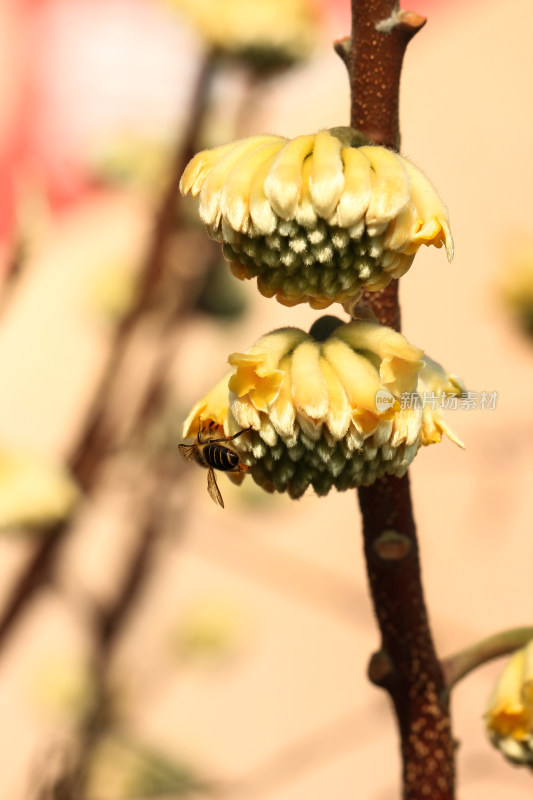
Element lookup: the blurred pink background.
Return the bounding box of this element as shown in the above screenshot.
[0,0,532,798]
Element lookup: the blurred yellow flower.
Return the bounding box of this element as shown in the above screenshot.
[499,238,533,338]
[180,128,453,309]
[0,449,79,529]
[173,596,248,663]
[165,0,319,69]
[182,317,463,499]
[485,640,533,767]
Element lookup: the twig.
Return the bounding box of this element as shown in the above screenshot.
[33,464,180,800]
[442,627,533,690]
[0,55,216,656]
[71,54,216,490]
[339,2,456,798]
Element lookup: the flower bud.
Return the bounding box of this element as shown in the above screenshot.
[485,640,533,767]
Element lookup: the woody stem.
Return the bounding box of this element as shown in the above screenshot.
[338,1,456,798]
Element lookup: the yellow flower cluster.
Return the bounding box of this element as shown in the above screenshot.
[0,449,79,529]
[166,0,319,69]
[182,318,463,499]
[485,640,533,766]
[180,128,453,309]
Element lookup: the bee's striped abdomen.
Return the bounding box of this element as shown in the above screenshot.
[203,443,240,471]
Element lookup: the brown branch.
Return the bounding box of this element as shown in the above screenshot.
[339,2,455,798]
[358,477,454,799]
[339,4,425,150]
[71,53,216,490]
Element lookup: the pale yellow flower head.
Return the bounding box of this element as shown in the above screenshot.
[166,0,319,69]
[485,640,533,767]
[180,128,453,309]
[182,317,463,499]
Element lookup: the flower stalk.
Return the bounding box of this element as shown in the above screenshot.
[342,1,456,797]
[442,627,533,690]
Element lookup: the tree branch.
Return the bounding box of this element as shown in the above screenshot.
[339,1,455,797]
[0,55,215,655]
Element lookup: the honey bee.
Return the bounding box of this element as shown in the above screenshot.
[178,422,251,509]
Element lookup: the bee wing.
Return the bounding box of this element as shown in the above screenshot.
[178,444,196,463]
[207,468,224,509]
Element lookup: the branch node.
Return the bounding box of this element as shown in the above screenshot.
[376,9,427,37]
[373,529,412,561]
[334,36,351,66]
[368,649,395,686]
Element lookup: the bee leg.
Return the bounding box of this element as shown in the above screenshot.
[197,417,211,444]
[225,426,253,442]
[227,463,249,473]
[204,426,253,445]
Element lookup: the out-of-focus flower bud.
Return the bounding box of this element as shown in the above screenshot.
[166,0,320,70]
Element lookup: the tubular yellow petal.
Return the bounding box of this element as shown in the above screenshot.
[264,134,315,219]
[334,321,424,364]
[228,353,284,412]
[308,131,345,219]
[419,356,466,396]
[383,201,417,253]
[251,373,284,411]
[336,146,372,228]
[199,136,283,227]
[230,395,262,431]
[359,146,411,233]
[319,357,351,440]
[290,340,329,422]
[221,141,285,233]
[419,409,465,449]
[295,155,317,228]
[179,140,241,197]
[401,159,454,260]
[351,408,381,435]
[323,338,383,414]
[379,355,422,396]
[182,373,231,439]
[333,322,423,396]
[227,355,264,396]
[269,356,296,438]
[249,159,280,234]
[243,327,309,370]
[390,406,423,447]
